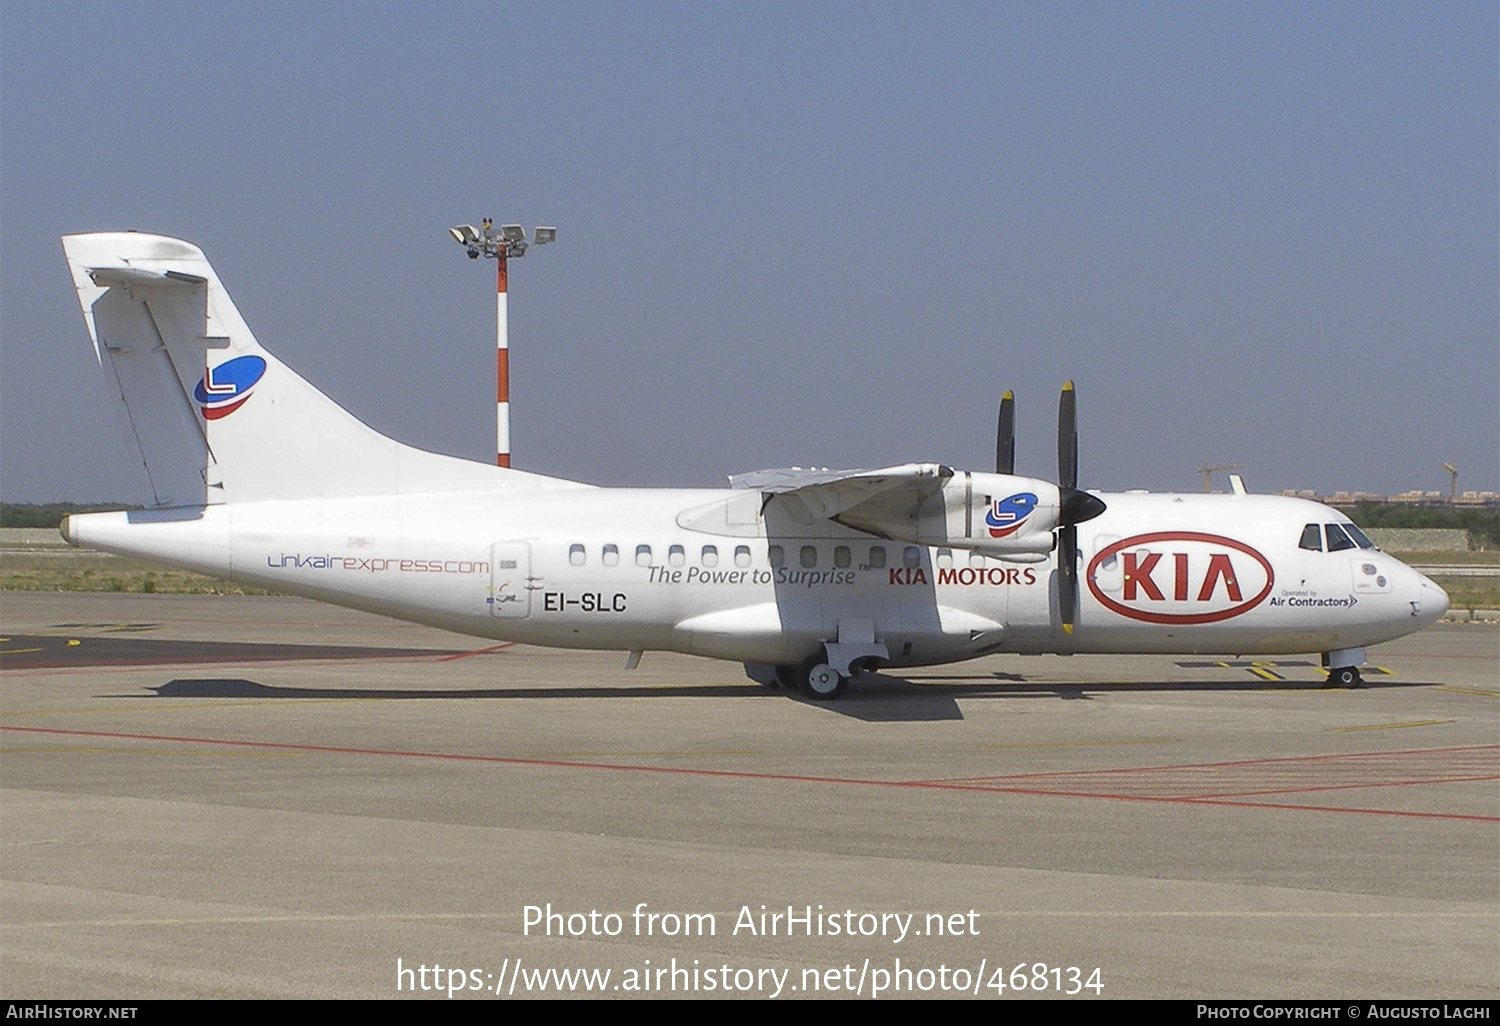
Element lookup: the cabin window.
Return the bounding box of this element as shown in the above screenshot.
[668,544,685,567]
[969,551,986,568]
[734,545,751,568]
[1298,524,1322,551]
[702,545,719,567]
[768,545,785,568]
[602,544,619,567]
[800,545,817,568]
[867,546,887,569]
[903,546,921,569]
[636,544,653,566]
[833,545,851,568]
[1324,524,1356,552]
[936,548,953,569]
[568,544,586,567]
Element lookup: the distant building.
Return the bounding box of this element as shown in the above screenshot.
[1280,489,1500,508]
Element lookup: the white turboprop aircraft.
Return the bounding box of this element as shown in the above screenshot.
[59,232,1448,698]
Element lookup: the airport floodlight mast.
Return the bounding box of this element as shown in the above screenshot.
[447,219,556,467]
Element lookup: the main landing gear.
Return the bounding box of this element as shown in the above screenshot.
[749,630,887,700]
[796,656,848,700]
[748,657,850,699]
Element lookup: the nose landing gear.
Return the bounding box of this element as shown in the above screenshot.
[1325,665,1364,689]
[1322,647,1366,689]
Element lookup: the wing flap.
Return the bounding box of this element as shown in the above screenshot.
[728,463,953,523]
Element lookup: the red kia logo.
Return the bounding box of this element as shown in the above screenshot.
[1086,532,1274,625]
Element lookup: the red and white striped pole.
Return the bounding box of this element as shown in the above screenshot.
[495,254,510,468]
[450,221,552,469]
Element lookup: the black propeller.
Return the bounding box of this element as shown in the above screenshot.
[996,382,1105,635]
[1054,380,1105,633]
[995,390,1015,475]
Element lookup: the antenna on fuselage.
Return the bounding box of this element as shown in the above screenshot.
[1198,463,1246,493]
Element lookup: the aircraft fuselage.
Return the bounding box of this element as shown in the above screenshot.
[64,489,1447,670]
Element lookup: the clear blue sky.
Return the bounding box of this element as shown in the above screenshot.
[2,2,1495,502]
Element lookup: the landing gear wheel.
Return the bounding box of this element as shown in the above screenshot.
[1327,666,1363,689]
[773,664,799,690]
[798,657,848,700]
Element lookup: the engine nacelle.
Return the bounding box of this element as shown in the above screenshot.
[837,471,1062,560]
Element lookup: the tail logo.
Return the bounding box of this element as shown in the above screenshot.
[194,356,267,420]
[985,492,1038,538]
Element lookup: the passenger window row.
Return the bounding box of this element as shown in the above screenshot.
[566,542,962,570]
[568,543,753,568]
[766,544,918,569]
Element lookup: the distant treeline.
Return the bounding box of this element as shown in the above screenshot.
[1337,502,1500,550]
[0,502,142,528]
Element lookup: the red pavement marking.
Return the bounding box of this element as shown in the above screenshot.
[4,726,1494,823]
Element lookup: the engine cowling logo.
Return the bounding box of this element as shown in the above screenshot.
[985,491,1038,538]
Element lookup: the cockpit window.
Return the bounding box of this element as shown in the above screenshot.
[1298,524,1322,551]
[1343,523,1378,550]
[1324,523,1357,552]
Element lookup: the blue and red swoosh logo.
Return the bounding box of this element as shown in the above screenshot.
[985,492,1038,538]
[193,356,266,420]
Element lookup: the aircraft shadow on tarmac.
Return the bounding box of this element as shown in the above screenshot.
[122,670,1439,725]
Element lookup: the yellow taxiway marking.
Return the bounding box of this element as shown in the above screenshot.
[1435,686,1499,697]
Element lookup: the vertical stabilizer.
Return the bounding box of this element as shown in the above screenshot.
[63,233,581,504]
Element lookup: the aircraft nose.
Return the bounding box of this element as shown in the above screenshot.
[1411,572,1449,625]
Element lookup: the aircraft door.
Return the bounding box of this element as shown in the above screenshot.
[490,541,535,618]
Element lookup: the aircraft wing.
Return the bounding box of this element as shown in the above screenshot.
[727,462,953,524]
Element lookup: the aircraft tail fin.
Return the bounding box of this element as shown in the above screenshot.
[63,232,578,505]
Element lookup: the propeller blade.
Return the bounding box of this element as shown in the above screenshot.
[1057,380,1078,491]
[1059,524,1078,634]
[995,390,1015,475]
[1054,380,1098,634]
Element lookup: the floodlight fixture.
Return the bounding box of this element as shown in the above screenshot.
[500,224,526,243]
[534,226,557,245]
